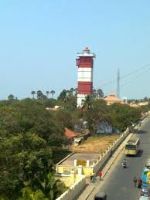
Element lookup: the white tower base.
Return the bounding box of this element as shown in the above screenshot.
[77,94,87,107]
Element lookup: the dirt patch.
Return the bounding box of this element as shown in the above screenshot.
[70,135,119,153]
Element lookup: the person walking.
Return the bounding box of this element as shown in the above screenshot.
[137,177,142,188]
[133,176,137,187]
[98,171,103,180]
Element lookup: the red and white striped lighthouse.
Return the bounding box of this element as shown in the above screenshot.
[76,47,95,107]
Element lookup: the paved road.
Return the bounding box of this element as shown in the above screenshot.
[87,117,150,200]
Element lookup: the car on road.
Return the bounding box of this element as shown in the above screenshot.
[145,159,150,169]
[139,196,150,200]
[139,188,150,200]
[94,191,107,200]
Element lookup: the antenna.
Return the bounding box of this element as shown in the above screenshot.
[117,68,120,97]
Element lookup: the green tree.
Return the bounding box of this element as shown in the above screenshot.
[19,187,48,200]
[83,99,110,133]
[46,91,50,99]
[97,88,104,98]
[0,132,53,199]
[109,103,141,131]
[31,91,36,99]
[0,100,68,199]
[19,173,67,200]
[57,89,67,101]
[8,94,15,101]
[36,90,43,100]
[82,95,93,111]
[50,90,55,98]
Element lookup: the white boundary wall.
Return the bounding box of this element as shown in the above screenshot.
[56,176,86,200]
[93,127,130,174]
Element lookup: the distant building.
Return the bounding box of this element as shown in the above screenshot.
[45,105,61,111]
[64,128,79,141]
[129,101,149,107]
[104,93,123,105]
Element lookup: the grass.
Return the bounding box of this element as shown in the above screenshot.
[71,134,119,153]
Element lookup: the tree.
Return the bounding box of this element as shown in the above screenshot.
[82,99,110,133]
[97,89,104,98]
[0,132,53,199]
[50,90,55,98]
[35,173,66,200]
[57,90,67,101]
[19,173,66,200]
[82,95,93,110]
[0,100,68,199]
[69,88,76,96]
[31,91,36,99]
[8,94,15,101]
[36,91,47,102]
[109,103,141,131]
[36,90,43,100]
[92,89,97,99]
[46,91,50,99]
[19,187,48,200]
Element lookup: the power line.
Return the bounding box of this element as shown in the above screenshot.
[101,63,150,90]
[121,66,150,89]
[117,68,120,97]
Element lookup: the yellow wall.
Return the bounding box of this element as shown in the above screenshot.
[56,165,94,177]
[83,167,94,176]
[56,165,73,174]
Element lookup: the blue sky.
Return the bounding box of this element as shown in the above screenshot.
[0,0,150,100]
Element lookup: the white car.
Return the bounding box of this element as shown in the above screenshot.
[145,159,150,169]
[139,188,150,200]
[139,196,150,200]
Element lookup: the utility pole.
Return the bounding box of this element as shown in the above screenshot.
[117,68,120,98]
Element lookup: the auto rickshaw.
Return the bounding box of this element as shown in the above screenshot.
[94,191,107,200]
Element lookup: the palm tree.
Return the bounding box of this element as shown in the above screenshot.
[8,94,15,101]
[74,88,78,96]
[46,91,50,99]
[97,89,104,98]
[21,187,48,200]
[31,91,36,99]
[93,89,97,99]
[82,95,93,110]
[38,173,66,199]
[50,90,55,98]
[36,90,43,100]
[70,88,74,96]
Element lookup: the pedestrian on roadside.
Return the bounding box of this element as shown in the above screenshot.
[90,173,95,182]
[137,177,142,188]
[133,176,137,187]
[90,174,93,182]
[98,171,103,180]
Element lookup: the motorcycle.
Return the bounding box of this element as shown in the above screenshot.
[121,161,127,168]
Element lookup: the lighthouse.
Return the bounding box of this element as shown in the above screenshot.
[76,47,95,107]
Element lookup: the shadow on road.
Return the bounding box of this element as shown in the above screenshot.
[137,129,147,134]
[136,149,143,157]
[125,150,143,158]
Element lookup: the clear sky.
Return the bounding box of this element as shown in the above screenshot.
[0,0,150,100]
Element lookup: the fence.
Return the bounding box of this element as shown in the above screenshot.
[56,176,86,200]
[93,127,130,174]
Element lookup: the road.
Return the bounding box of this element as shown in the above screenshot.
[87,117,150,200]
